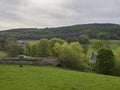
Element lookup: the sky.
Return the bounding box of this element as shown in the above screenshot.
[0,0,120,30]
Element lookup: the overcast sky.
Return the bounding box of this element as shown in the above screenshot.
[0,0,120,30]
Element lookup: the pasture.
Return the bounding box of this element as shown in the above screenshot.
[0,65,120,90]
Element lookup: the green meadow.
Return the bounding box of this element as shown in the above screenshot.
[0,65,120,90]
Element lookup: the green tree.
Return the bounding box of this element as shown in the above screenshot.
[95,48,115,75]
[6,41,24,57]
[24,44,31,55]
[29,44,37,57]
[49,38,64,56]
[78,35,89,44]
[54,42,87,70]
[36,38,50,57]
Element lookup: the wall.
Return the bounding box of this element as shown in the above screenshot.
[0,57,59,66]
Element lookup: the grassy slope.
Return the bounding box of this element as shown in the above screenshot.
[0,65,120,90]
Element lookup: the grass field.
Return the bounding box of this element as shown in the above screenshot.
[0,65,120,90]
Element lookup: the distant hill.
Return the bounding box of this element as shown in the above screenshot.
[0,23,120,40]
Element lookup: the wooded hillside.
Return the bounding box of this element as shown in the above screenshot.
[0,23,120,40]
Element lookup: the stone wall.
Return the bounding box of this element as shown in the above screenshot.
[0,57,59,66]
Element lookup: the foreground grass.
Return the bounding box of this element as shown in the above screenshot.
[0,65,120,90]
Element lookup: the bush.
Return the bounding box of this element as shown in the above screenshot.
[94,48,115,75]
[54,42,89,70]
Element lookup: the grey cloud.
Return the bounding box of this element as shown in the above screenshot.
[62,0,120,17]
[0,0,25,22]
[0,0,22,4]
[0,0,120,30]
